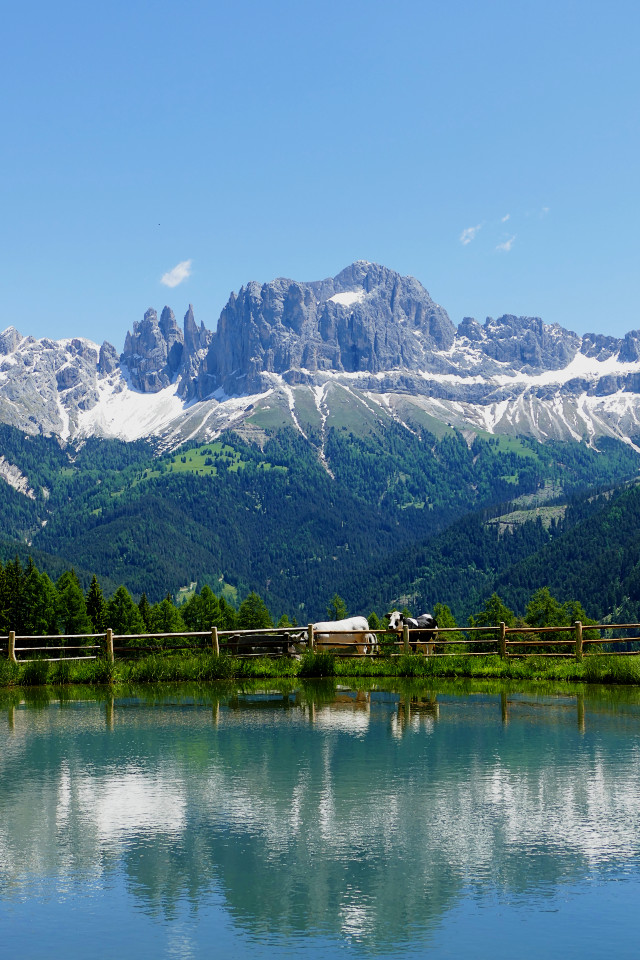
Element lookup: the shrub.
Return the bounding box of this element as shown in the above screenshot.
[299,652,336,678]
[89,657,117,685]
[51,659,73,685]
[20,658,50,687]
[0,660,20,686]
[396,654,429,677]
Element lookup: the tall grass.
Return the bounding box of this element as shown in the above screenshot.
[582,655,640,684]
[50,659,73,685]
[0,660,20,686]
[20,658,50,686]
[1,649,640,687]
[299,652,336,677]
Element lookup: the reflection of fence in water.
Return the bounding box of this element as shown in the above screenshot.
[1,685,600,739]
[2,620,640,662]
[95,688,593,736]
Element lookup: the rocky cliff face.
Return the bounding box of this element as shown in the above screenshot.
[0,329,103,437]
[456,315,580,370]
[203,261,456,395]
[111,262,621,401]
[121,307,182,391]
[120,304,211,397]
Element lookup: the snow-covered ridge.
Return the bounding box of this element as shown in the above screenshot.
[3,259,640,450]
[421,349,640,388]
[4,315,640,450]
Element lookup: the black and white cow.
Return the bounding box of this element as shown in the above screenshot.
[387,610,438,654]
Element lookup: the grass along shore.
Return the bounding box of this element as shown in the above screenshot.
[1,650,640,687]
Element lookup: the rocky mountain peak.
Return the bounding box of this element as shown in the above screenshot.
[118,303,213,396]
[159,306,181,343]
[455,315,581,371]
[0,327,23,355]
[175,304,212,401]
[619,331,640,363]
[122,307,182,392]
[203,261,457,395]
[183,304,200,354]
[98,341,119,375]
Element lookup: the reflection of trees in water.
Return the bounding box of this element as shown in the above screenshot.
[2,686,640,949]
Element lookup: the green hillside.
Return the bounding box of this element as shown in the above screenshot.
[0,421,639,620]
[493,481,640,621]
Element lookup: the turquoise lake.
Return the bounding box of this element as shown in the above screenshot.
[1,680,640,958]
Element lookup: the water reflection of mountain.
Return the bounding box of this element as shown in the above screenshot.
[2,684,640,950]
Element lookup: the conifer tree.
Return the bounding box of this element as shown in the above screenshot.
[218,595,237,630]
[138,592,152,630]
[237,592,273,630]
[433,602,464,646]
[468,593,515,652]
[326,594,348,621]
[182,585,221,631]
[22,559,57,635]
[0,560,7,634]
[525,587,566,628]
[469,593,515,629]
[1,557,23,633]
[86,575,107,632]
[199,585,221,628]
[149,596,185,634]
[106,586,145,637]
[57,570,93,636]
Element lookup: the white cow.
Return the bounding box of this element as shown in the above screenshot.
[313,616,377,656]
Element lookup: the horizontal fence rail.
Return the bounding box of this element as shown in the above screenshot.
[1,619,640,664]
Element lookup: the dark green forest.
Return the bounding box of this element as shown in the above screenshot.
[0,422,639,623]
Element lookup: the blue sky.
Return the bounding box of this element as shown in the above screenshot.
[2,0,639,347]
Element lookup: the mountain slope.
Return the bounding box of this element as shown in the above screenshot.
[0,422,639,617]
[355,476,640,625]
[492,483,640,620]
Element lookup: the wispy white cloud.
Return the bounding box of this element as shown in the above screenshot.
[496,235,516,252]
[540,206,550,217]
[161,259,192,288]
[501,213,510,222]
[460,224,481,245]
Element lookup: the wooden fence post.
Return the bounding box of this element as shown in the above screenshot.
[574,621,583,662]
[307,623,314,652]
[211,626,219,656]
[105,628,114,663]
[498,621,507,659]
[403,622,410,654]
[8,631,16,664]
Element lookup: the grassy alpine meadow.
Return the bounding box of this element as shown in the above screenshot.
[2,650,640,688]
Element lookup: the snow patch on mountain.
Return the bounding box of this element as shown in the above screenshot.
[78,379,185,442]
[327,290,366,307]
[282,383,308,439]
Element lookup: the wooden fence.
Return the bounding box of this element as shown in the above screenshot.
[1,620,640,663]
